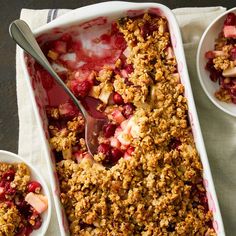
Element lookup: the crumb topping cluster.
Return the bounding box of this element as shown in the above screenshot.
[45,13,216,235]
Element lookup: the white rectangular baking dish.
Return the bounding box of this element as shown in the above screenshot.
[20,2,225,235]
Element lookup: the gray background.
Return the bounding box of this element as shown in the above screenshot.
[0,0,235,235]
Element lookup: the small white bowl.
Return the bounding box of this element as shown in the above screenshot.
[197,7,236,117]
[0,150,51,236]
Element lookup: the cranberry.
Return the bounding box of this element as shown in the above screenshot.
[32,216,42,230]
[16,200,32,218]
[114,33,127,51]
[27,181,42,193]
[113,92,124,105]
[98,143,111,155]
[141,22,151,38]
[230,47,236,60]
[0,191,5,201]
[5,201,13,207]
[205,60,221,82]
[169,138,181,150]
[124,64,134,74]
[122,103,135,118]
[0,180,6,187]
[4,182,16,196]
[16,227,27,236]
[126,146,135,155]
[2,169,15,181]
[73,80,92,98]
[103,123,117,138]
[111,148,124,163]
[140,22,157,38]
[26,227,33,236]
[224,13,236,26]
[230,88,236,96]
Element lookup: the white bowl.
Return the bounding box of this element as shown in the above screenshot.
[197,7,236,117]
[0,150,51,236]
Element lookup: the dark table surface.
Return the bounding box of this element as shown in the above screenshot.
[0,0,235,235]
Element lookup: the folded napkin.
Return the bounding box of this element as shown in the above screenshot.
[16,6,236,235]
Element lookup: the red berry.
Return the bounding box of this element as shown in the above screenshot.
[205,60,221,82]
[5,201,13,207]
[2,169,15,181]
[169,138,181,150]
[0,180,6,187]
[122,103,135,118]
[224,13,236,26]
[230,47,236,60]
[32,216,42,230]
[27,181,42,193]
[126,146,135,155]
[140,22,157,38]
[125,64,134,74]
[4,182,16,196]
[111,148,124,163]
[73,80,92,98]
[98,143,111,155]
[26,226,33,236]
[113,92,124,105]
[103,123,117,138]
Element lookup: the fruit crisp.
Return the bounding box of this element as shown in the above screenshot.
[0,162,48,236]
[205,12,236,104]
[44,13,216,235]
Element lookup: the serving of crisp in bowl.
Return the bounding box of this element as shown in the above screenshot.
[0,150,51,236]
[19,2,225,235]
[197,7,236,117]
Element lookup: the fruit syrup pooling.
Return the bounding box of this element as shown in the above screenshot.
[38,20,137,165]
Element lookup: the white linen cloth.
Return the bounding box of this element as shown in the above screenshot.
[16,6,236,235]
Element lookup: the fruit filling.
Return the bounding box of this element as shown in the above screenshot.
[41,13,215,235]
[0,162,48,236]
[205,12,236,104]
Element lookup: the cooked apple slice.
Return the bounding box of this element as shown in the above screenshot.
[25,192,48,214]
[98,83,113,104]
[111,109,126,124]
[222,67,236,77]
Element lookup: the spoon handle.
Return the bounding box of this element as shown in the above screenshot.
[9,19,88,118]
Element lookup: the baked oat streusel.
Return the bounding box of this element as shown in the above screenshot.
[44,13,216,235]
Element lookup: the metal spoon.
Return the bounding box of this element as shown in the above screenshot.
[9,19,107,155]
